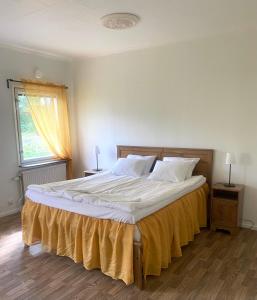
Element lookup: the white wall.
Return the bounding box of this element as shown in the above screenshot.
[0,47,73,217]
[73,31,257,229]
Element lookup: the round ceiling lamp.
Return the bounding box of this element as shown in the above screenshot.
[101,13,140,30]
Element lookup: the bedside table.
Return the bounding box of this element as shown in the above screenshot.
[211,183,244,235]
[84,169,104,177]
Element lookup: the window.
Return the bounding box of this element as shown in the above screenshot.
[14,88,54,165]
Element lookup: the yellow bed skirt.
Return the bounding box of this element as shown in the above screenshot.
[137,183,208,278]
[22,183,208,285]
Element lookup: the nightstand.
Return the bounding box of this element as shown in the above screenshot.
[211,183,244,235]
[84,169,104,177]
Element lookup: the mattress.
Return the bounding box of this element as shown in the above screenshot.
[25,171,206,225]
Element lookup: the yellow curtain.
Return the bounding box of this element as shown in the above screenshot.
[23,82,72,178]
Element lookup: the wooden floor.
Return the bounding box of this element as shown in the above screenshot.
[1,214,257,300]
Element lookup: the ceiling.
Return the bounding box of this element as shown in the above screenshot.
[0,0,256,58]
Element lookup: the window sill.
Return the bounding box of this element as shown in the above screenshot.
[20,159,67,171]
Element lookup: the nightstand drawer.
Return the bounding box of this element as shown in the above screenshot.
[212,189,239,200]
[212,198,238,227]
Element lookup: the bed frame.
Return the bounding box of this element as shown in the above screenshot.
[117,145,214,289]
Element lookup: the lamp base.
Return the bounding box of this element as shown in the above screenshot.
[224,183,236,188]
[92,168,103,172]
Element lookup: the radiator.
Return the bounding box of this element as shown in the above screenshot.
[21,162,67,192]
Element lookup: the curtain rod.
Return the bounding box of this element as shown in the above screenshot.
[6,79,68,89]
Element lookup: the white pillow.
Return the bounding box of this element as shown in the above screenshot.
[148,160,192,182]
[111,158,147,177]
[163,157,200,179]
[127,154,156,174]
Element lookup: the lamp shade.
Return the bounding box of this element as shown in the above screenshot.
[225,152,235,165]
[95,145,100,155]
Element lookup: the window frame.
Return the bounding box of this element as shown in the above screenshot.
[13,87,55,166]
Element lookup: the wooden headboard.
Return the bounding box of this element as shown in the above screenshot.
[117,145,213,186]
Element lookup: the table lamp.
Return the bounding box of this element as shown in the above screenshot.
[93,146,102,172]
[224,152,235,187]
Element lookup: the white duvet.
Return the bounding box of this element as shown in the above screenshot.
[27,171,206,214]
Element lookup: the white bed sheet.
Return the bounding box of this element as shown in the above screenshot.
[25,172,206,225]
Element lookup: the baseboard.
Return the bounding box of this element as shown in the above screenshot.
[0,207,21,218]
[241,222,257,231]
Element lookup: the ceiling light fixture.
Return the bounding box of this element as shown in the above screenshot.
[101,13,140,30]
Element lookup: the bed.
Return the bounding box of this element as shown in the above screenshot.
[22,146,213,289]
